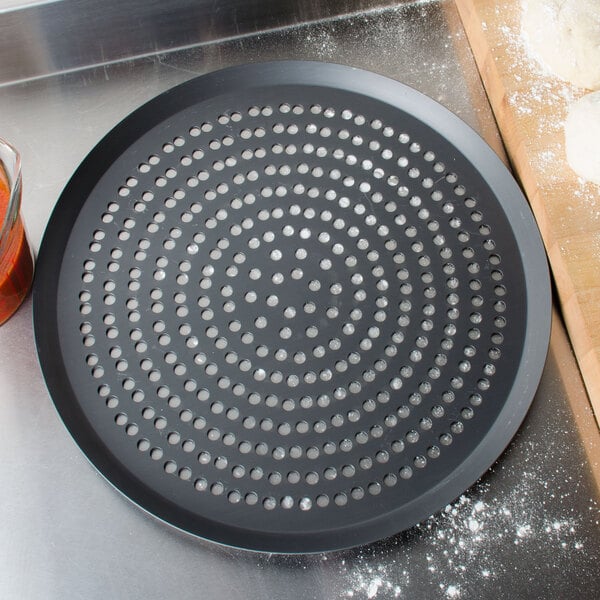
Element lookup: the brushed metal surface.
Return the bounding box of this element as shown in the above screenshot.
[0,0,399,85]
[0,1,599,598]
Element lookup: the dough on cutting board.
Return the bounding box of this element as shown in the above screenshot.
[564,91,600,185]
[522,0,600,90]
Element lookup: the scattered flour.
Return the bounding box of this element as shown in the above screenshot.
[445,584,461,598]
[341,565,404,599]
[333,463,597,599]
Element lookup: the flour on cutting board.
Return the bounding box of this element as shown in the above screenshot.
[487,1,600,205]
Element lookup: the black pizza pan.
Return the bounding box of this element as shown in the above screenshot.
[33,61,550,553]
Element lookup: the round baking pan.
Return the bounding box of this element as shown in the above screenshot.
[33,61,550,553]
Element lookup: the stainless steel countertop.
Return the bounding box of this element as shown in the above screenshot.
[1,2,599,598]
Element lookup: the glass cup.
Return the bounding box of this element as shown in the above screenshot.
[0,138,34,325]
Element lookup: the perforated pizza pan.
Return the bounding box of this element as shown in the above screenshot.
[33,61,550,553]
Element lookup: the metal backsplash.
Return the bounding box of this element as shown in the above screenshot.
[0,0,401,85]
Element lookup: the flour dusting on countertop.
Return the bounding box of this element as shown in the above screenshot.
[334,474,596,599]
[326,409,600,599]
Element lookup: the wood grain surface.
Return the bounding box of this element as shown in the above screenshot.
[454,0,600,427]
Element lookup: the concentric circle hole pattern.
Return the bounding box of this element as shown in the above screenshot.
[51,76,532,549]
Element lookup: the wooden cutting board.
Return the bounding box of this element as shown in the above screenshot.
[454,0,600,427]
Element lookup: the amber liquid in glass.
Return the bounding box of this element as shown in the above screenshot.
[0,163,34,324]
